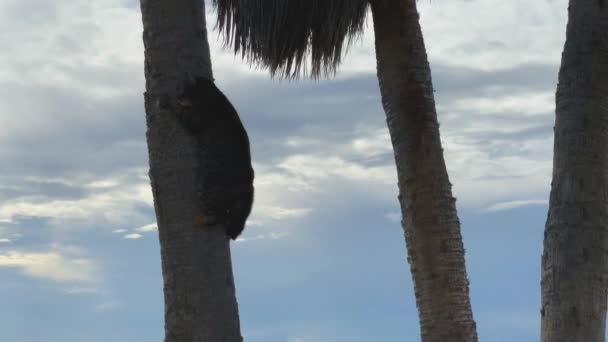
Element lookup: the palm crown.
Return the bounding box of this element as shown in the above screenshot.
[213,0,369,78]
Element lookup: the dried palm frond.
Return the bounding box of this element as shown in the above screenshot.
[212,0,369,79]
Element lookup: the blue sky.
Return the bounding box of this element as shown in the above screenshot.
[0,0,580,341]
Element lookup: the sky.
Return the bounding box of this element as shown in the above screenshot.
[0,0,580,341]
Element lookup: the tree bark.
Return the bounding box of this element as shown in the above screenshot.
[139,0,243,341]
[370,1,478,341]
[541,1,608,341]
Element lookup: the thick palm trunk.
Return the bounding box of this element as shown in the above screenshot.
[370,1,477,340]
[540,1,608,341]
[139,0,242,341]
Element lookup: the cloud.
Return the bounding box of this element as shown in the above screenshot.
[443,133,552,208]
[246,146,395,229]
[278,155,394,184]
[135,223,157,232]
[450,91,554,116]
[0,247,97,283]
[0,169,153,230]
[484,199,547,212]
[385,212,401,223]
[235,232,289,243]
[0,0,562,248]
[123,233,142,240]
[351,128,393,157]
[64,286,100,295]
[0,0,144,93]
[419,0,567,71]
[253,207,312,221]
[94,300,122,312]
[320,0,567,76]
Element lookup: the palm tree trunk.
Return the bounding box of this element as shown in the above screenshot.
[370,1,478,340]
[541,1,608,341]
[139,0,242,341]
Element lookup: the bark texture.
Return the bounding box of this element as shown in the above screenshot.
[370,1,477,341]
[139,0,242,341]
[541,1,608,341]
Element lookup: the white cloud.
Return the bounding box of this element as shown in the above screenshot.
[0,0,563,238]
[260,117,552,213]
[335,0,567,76]
[0,0,563,267]
[443,133,552,208]
[254,169,317,193]
[450,91,554,116]
[246,202,312,229]
[0,0,144,95]
[0,168,153,230]
[278,155,395,185]
[235,231,289,243]
[254,207,312,221]
[419,0,567,71]
[351,128,393,157]
[65,286,100,295]
[285,137,325,148]
[248,146,396,227]
[0,238,11,243]
[485,199,547,212]
[135,223,157,232]
[124,233,142,240]
[0,248,97,283]
[385,212,401,223]
[87,179,121,189]
[95,300,122,312]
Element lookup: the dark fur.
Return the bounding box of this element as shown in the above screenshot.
[177,77,254,239]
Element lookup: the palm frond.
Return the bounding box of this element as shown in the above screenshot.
[212,0,369,79]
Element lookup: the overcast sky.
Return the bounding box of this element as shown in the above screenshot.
[0,0,574,341]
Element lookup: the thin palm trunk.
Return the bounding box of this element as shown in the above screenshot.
[210,0,478,338]
[370,1,478,340]
[541,1,608,341]
[139,0,242,340]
